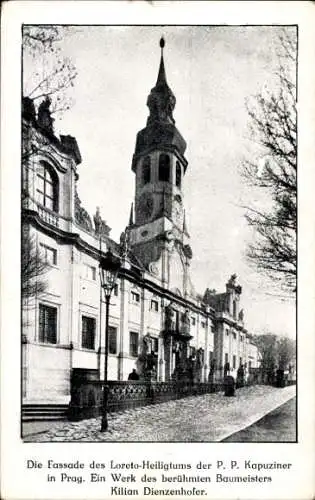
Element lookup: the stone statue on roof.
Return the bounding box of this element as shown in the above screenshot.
[120,228,130,258]
[228,273,237,286]
[94,207,111,238]
[37,96,54,133]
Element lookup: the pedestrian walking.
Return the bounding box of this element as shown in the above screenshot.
[208,358,216,385]
[276,367,285,388]
[223,361,230,378]
[224,366,236,397]
[236,364,245,388]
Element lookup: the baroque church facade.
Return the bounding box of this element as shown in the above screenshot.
[22,40,260,404]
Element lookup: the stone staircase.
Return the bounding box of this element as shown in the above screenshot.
[22,404,68,422]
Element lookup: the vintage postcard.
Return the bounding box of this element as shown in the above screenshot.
[1,1,314,499]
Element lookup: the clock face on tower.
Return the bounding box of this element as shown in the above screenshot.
[137,192,154,224]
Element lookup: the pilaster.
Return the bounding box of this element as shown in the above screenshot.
[70,247,81,348]
[161,247,168,287]
[118,277,129,380]
[203,312,210,382]
[158,300,166,381]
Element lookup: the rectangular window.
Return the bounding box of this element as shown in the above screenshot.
[40,243,57,265]
[233,332,237,339]
[113,283,119,297]
[239,357,242,366]
[201,321,206,328]
[211,326,215,333]
[108,326,117,354]
[225,353,229,365]
[233,355,236,369]
[191,317,196,326]
[150,299,159,312]
[131,291,140,304]
[226,329,229,336]
[129,331,139,357]
[240,335,243,342]
[91,266,96,281]
[83,264,96,281]
[39,304,57,344]
[209,351,213,366]
[81,316,96,350]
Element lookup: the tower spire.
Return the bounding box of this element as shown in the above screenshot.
[156,37,167,86]
[146,37,176,126]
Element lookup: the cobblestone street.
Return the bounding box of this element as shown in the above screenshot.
[24,384,296,442]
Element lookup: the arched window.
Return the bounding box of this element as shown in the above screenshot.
[36,162,59,212]
[158,153,170,182]
[142,156,151,185]
[176,161,181,188]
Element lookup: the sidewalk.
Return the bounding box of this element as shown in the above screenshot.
[23,384,296,442]
[223,397,296,442]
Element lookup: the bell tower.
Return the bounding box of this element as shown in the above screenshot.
[128,38,192,294]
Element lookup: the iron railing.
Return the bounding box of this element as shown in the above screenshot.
[67,380,223,421]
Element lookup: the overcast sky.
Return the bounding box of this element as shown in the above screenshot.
[24,25,296,338]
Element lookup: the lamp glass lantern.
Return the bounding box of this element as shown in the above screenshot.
[99,251,121,298]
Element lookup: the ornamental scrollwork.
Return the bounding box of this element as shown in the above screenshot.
[74,187,93,233]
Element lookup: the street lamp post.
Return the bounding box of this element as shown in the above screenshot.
[99,249,121,432]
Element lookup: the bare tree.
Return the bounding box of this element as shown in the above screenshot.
[252,333,278,379]
[253,333,296,371]
[23,25,77,115]
[277,336,296,370]
[22,224,49,300]
[22,28,77,300]
[252,332,296,381]
[243,30,297,292]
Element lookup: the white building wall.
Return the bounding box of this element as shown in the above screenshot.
[27,344,71,403]
[247,342,260,369]
[23,219,258,402]
[23,228,257,402]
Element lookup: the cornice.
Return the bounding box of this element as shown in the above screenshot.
[23,209,214,319]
